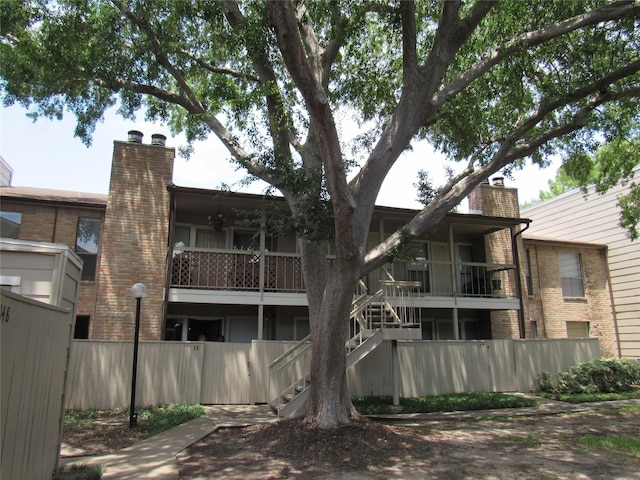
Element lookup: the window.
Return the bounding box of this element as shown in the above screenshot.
[525,249,534,296]
[559,252,584,297]
[530,321,538,339]
[74,316,90,339]
[196,228,225,249]
[76,218,101,281]
[407,243,430,293]
[0,211,22,238]
[174,225,191,248]
[567,321,589,338]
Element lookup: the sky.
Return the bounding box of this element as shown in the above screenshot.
[0,104,560,209]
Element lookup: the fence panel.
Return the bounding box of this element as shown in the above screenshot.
[513,339,601,392]
[137,342,204,406]
[64,338,602,409]
[348,342,393,396]
[1,291,74,480]
[350,340,520,397]
[250,340,301,404]
[201,342,251,404]
[65,341,131,410]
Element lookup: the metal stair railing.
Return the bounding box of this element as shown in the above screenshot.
[268,272,421,417]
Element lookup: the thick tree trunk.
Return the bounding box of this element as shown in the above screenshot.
[302,256,360,429]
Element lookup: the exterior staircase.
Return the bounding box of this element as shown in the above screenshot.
[268,276,422,417]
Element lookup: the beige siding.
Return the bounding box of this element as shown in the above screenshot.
[0,240,83,316]
[1,291,74,480]
[523,169,640,359]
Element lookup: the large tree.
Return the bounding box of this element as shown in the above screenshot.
[2,0,639,429]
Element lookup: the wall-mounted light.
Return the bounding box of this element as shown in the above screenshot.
[210,210,225,232]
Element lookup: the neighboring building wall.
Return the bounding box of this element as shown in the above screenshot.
[0,196,105,319]
[523,168,639,358]
[0,156,13,186]
[92,137,175,340]
[523,240,617,357]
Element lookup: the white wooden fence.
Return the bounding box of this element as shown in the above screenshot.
[1,291,75,480]
[65,337,600,410]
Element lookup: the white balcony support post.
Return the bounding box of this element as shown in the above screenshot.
[449,224,460,340]
[392,339,401,406]
[258,304,264,340]
[258,214,266,339]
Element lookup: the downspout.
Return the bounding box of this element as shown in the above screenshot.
[512,220,531,339]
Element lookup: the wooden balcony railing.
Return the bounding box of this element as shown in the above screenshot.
[171,248,305,292]
[170,248,517,298]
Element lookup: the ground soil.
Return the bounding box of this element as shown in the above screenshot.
[176,409,640,480]
[61,411,151,456]
[61,407,640,479]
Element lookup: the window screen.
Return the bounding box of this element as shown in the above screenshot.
[559,252,584,297]
[0,211,22,238]
[76,218,101,280]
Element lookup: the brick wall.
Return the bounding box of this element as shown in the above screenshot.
[3,199,105,318]
[92,139,175,340]
[470,181,523,338]
[523,242,617,357]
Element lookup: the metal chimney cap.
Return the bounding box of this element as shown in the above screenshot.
[127,130,144,143]
[151,133,167,146]
[492,176,505,187]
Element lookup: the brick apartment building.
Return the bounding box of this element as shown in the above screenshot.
[0,133,620,357]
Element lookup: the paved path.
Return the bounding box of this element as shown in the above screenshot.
[60,398,640,480]
[59,406,276,479]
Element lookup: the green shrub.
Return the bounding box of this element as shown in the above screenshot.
[537,357,640,395]
[52,464,104,480]
[137,404,205,436]
[352,392,537,415]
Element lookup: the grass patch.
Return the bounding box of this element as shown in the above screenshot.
[352,392,537,415]
[579,435,640,457]
[64,403,205,437]
[538,390,640,404]
[500,434,541,447]
[52,464,104,480]
[137,404,205,436]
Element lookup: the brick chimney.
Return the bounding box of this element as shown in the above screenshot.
[469,177,524,339]
[91,132,175,340]
[468,177,520,217]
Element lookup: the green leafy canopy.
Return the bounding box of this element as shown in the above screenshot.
[1,0,639,252]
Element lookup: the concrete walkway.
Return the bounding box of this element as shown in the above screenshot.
[60,406,277,479]
[60,398,640,480]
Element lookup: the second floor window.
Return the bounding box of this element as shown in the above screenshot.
[559,252,584,298]
[0,211,22,239]
[76,217,101,281]
[525,249,534,296]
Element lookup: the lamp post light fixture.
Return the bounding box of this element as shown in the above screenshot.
[129,282,147,428]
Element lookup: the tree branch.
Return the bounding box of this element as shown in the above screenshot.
[180,49,260,83]
[401,1,418,81]
[429,1,640,118]
[219,0,297,192]
[361,63,640,274]
[268,0,357,256]
[110,0,204,113]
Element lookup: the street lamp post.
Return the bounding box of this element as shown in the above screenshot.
[129,282,147,428]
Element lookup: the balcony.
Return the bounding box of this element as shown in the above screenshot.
[170,248,518,300]
[171,248,305,292]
